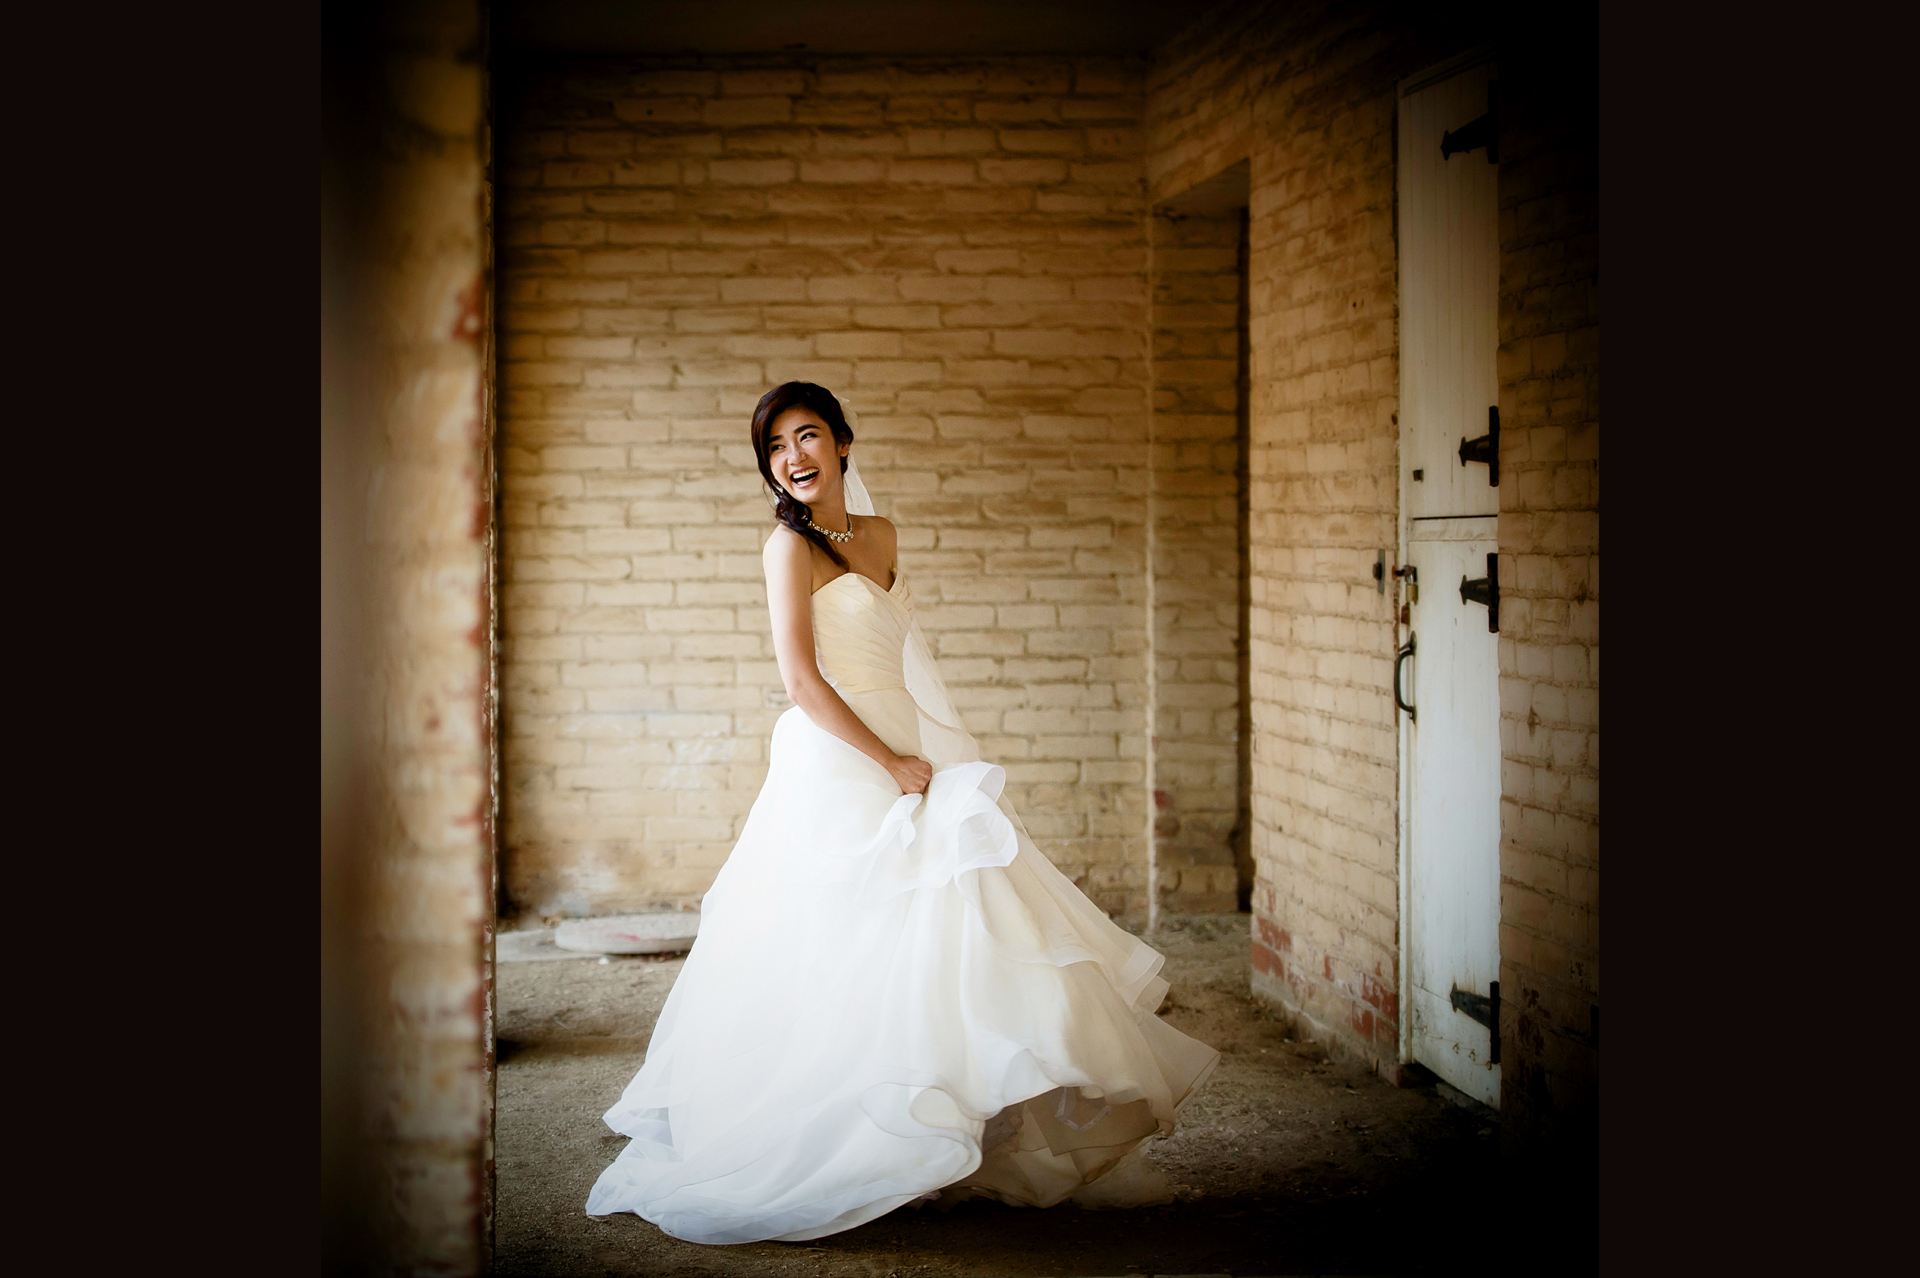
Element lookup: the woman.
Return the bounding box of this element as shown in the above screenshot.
[586,382,1218,1244]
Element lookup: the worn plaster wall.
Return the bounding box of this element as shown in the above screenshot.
[1148,199,1248,916]
[321,0,494,1270]
[496,55,1157,921]
[1494,13,1599,1155]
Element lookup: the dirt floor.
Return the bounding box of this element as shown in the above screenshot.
[496,915,1595,1277]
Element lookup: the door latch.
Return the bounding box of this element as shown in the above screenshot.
[1458,406,1499,486]
[1459,553,1498,632]
[1449,979,1501,1064]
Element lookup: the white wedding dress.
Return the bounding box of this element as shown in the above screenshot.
[586,475,1218,1244]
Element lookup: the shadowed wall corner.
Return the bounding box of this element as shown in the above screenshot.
[1493,0,1600,1166]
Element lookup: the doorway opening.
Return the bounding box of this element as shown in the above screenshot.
[1146,159,1252,921]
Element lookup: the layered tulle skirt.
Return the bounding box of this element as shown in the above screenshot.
[585,683,1219,1243]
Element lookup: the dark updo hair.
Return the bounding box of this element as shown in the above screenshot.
[751,381,856,570]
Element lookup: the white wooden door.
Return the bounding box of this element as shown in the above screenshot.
[1398,51,1503,1107]
[1401,56,1500,522]
[1405,520,1501,1104]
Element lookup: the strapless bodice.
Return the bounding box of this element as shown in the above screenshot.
[811,569,914,695]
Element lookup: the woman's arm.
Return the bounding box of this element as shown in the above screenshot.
[763,527,932,796]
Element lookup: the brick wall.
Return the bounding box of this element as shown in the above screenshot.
[321,0,494,1269]
[496,54,1159,922]
[1146,1,1493,1070]
[487,4,1598,1154]
[1495,13,1600,1152]
[1146,3,1598,1155]
[1148,202,1247,916]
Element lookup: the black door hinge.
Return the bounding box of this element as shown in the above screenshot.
[1459,552,1498,633]
[1458,406,1499,486]
[1441,82,1499,164]
[1450,979,1500,1064]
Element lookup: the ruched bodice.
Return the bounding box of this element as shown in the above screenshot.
[811,569,911,694]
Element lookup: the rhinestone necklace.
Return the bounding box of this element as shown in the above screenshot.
[806,511,854,543]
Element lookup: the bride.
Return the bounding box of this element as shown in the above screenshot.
[585,381,1219,1244]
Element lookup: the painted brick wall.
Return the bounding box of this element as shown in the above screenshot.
[1147,4,1599,1156]
[1495,17,1600,1152]
[488,7,1598,1156]
[496,55,1158,922]
[1146,2,1494,1070]
[1148,206,1246,916]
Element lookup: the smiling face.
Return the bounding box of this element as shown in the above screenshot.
[765,406,849,504]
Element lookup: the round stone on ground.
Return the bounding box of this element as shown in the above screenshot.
[554,912,700,955]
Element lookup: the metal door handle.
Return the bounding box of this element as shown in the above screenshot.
[1394,633,1416,722]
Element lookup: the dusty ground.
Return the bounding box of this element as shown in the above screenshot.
[496,915,1595,1276]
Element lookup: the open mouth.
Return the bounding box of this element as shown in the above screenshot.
[790,468,820,488]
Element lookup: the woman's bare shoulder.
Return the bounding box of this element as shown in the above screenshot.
[855,513,899,547]
[763,524,810,569]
